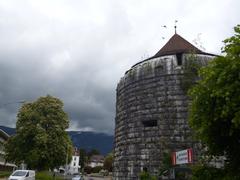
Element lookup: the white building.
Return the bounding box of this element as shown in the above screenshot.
[88,155,104,168]
[0,129,16,171]
[68,155,80,174]
[66,148,80,174]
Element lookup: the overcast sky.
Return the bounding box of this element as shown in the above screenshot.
[0,0,239,134]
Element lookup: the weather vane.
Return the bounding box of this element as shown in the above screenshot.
[174,20,178,34]
[161,20,178,38]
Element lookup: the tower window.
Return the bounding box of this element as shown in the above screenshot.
[176,53,182,66]
[142,120,157,127]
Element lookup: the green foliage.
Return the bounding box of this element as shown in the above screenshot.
[159,152,172,176]
[92,166,103,173]
[191,164,240,180]
[36,171,63,180]
[83,166,103,174]
[191,164,224,180]
[79,148,87,170]
[84,166,92,174]
[103,152,113,172]
[189,25,240,176]
[139,171,157,180]
[0,171,11,178]
[180,54,202,93]
[5,95,72,170]
[223,25,240,58]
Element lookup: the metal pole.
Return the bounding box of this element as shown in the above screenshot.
[65,144,68,179]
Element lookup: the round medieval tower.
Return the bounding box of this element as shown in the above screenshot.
[113,33,216,179]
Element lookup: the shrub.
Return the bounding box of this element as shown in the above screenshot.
[84,166,92,174]
[36,171,63,180]
[140,171,157,180]
[0,171,12,178]
[191,165,224,180]
[92,166,103,173]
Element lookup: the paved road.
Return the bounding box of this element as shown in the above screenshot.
[63,175,111,180]
[1,176,112,180]
[84,176,111,180]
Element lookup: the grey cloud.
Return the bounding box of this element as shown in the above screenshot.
[0,0,240,134]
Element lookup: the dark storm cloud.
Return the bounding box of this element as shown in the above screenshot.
[0,0,134,134]
[0,0,239,134]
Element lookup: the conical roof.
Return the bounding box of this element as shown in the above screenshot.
[150,33,215,60]
[154,33,203,57]
[132,33,215,67]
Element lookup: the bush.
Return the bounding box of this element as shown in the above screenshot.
[92,166,103,173]
[191,165,224,180]
[192,164,240,180]
[83,165,103,174]
[84,166,92,174]
[0,171,11,178]
[140,171,157,180]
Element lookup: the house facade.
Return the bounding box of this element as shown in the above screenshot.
[0,129,16,171]
[88,155,104,168]
[67,148,80,174]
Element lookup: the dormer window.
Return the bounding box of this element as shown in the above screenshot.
[176,53,182,66]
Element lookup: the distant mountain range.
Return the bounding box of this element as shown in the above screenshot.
[0,126,114,155]
[68,131,114,155]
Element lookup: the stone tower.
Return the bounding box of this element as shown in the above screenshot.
[113,33,216,179]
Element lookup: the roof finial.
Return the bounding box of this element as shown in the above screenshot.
[174,20,178,34]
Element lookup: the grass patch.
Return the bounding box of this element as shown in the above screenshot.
[0,171,12,178]
[36,171,63,180]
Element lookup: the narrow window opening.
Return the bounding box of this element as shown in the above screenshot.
[142,120,157,127]
[176,53,182,66]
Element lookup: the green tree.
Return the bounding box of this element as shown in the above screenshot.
[5,95,72,170]
[189,25,240,176]
[103,152,113,172]
[87,149,100,158]
[158,152,172,176]
[79,148,87,171]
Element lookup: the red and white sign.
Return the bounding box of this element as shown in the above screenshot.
[172,148,193,165]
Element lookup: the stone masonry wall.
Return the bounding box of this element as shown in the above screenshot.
[113,54,213,180]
